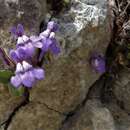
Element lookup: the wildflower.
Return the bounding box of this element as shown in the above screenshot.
[10,24,24,38]
[90,53,106,73]
[47,21,59,32]
[11,61,44,88]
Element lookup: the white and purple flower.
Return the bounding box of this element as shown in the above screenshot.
[11,61,45,88]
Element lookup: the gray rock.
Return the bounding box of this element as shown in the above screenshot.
[104,103,130,130]
[55,0,109,55]
[8,102,65,130]
[0,84,26,127]
[113,68,130,113]
[61,99,116,130]
[0,0,46,48]
[30,0,110,114]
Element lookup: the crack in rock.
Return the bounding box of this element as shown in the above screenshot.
[36,101,67,116]
[59,74,107,130]
[0,89,29,130]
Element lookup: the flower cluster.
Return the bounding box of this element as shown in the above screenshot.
[9,21,60,88]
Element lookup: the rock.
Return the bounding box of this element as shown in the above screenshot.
[55,0,109,55]
[30,0,110,114]
[0,0,46,48]
[61,99,115,130]
[8,102,65,130]
[0,84,26,127]
[104,103,130,130]
[113,68,130,113]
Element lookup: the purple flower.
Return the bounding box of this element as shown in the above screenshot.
[39,31,60,61]
[10,35,44,62]
[11,61,45,88]
[90,53,106,73]
[10,24,24,38]
[47,21,58,32]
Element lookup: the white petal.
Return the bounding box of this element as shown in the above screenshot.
[49,32,55,38]
[22,61,32,71]
[17,37,24,44]
[40,29,50,37]
[22,35,29,42]
[15,62,24,74]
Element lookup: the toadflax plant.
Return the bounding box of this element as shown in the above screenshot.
[0,21,60,96]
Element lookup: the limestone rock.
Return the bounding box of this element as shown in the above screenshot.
[61,99,115,130]
[8,102,65,130]
[0,84,25,127]
[0,0,46,48]
[30,0,110,114]
[105,103,130,130]
[113,68,130,113]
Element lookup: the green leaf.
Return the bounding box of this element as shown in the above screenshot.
[0,70,13,84]
[8,84,25,96]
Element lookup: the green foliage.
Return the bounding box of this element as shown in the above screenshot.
[0,70,13,84]
[8,84,25,96]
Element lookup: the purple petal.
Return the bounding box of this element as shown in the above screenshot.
[42,38,52,52]
[10,26,17,36]
[25,43,35,56]
[47,21,58,32]
[49,39,60,55]
[39,38,52,61]
[11,74,22,88]
[17,24,24,36]
[91,55,106,73]
[9,49,19,62]
[17,47,27,60]
[22,71,35,88]
[32,68,45,80]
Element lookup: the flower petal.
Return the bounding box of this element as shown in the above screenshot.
[47,21,58,32]
[22,71,35,88]
[49,39,60,55]
[32,68,45,80]
[25,43,35,56]
[9,49,19,62]
[15,62,24,74]
[17,24,24,36]
[17,47,27,60]
[33,41,43,48]
[11,74,22,88]
[40,29,50,38]
[22,61,32,71]
[17,37,24,45]
[30,36,42,42]
[22,35,29,43]
[10,26,17,37]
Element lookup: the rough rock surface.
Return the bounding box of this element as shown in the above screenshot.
[0,0,46,48]
[0,84,26,128]
[0,0,111,130]
[113,68,130,114]
[60,99,115,130]
[8,102,65,130]
[30,0,109,114]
